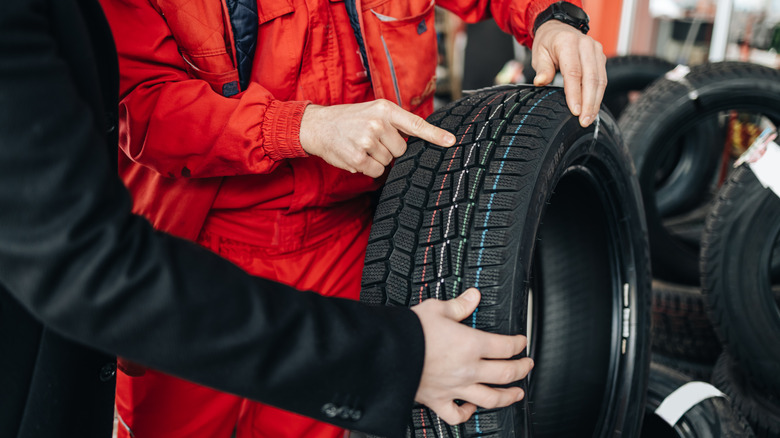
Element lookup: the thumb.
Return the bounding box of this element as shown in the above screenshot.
[443,288,481,322]
[434,401,478,425]
[533,65,555,86]
[532,52,556,87]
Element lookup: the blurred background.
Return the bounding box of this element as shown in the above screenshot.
[434,0,780,102]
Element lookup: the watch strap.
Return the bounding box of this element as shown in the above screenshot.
[533,1,590,36]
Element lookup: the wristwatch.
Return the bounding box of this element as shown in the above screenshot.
[533,1,590,36]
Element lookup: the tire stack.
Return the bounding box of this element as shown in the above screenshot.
[616,59,780,437]
[702,160,780,437]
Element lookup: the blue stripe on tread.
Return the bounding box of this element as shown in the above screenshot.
[470,89,557,435]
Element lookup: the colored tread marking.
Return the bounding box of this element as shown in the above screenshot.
[470,89,557,434]
[418,92,507,303]
[418,147,458,303]
[420,407,428,438]
[417,92,508,437]
[434,92,513,299]
[473,90,557,290]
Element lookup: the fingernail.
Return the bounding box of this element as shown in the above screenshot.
[516,389,525,401]
[580,116,592,127]
[443,133,456,146]
[573,104,582,116]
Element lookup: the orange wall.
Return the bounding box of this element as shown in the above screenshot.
[582,0,623,57]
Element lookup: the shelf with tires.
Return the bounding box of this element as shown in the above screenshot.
[613,58,780,437]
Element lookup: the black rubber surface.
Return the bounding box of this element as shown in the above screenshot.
[361,86,652,437]
[712,353,780,438]
[603,55,675,119]
[651,279,721,362]
[651,352,715,383]
[702,164,780,395]
[619,62,780,285]
[641,362,754,438]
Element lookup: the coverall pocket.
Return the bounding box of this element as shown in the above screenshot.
[363,1,437,114]
[181,52,240,96]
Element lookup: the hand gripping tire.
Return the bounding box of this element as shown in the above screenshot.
[642,362,755,437]
[618,62,780,285]
[361,86,652,438]
[701,163,780,395]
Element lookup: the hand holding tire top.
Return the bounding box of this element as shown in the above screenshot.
[361,85,652,437]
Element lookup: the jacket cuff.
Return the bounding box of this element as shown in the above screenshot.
[262,100,311,161]
[523,0,583,45]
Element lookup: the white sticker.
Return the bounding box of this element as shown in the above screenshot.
[655,381,725,426]
[664,64,691,82]
[736,128,780,199]
[663,65,698,100]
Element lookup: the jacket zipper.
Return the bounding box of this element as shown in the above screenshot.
[379,35,402,106]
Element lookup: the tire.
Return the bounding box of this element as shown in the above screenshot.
[619,62,780,285]
[603,55,675,119]
[651,352,715,382]
[712,353,780,438]
[701,163,780,395]
[641,362,755,437]
[361,86,652,437]
[651,279,721,363]
[609,57,725,230]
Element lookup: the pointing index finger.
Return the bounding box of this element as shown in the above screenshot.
[390,105,456,147]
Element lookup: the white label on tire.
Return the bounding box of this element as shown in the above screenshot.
[664,65,690,81]
[655,381,725,426]
[737,128,780,199]
[748,141,780,199]
[664,65,699,100]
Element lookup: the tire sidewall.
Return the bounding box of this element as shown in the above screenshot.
[518,112,651,438]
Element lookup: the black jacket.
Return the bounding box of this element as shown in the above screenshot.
[0,1,423,437]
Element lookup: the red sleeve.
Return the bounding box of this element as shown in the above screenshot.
[436,0,583,47]
[100,0,309,179]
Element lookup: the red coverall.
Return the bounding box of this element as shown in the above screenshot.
[98,0,565,436]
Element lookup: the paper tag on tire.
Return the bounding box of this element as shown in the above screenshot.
[736,128,780,199]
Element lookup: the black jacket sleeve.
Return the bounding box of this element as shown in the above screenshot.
[0,1,423,436]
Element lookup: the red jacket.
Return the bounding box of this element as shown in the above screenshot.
[100,0,568,241]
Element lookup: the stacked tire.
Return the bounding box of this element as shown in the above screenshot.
[361,85,652,437]
[604,56,723,383]
[703,161,780,437]
[603,55,675,119]
[618,61,780,437]
[641,362,754,437]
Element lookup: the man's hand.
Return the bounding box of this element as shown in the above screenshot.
[532,20,607,128]
[411,288,534,425]
[299,99,457,178]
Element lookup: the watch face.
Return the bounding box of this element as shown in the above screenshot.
[559,1,589,22]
